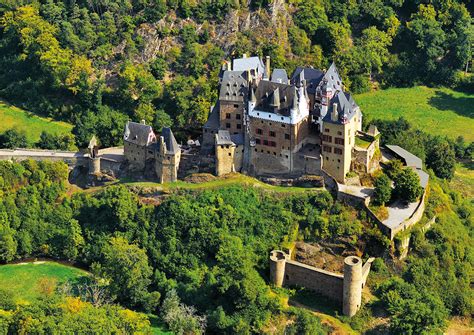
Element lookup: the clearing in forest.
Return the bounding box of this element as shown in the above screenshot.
[355,86,474,141]
[0,100,73,143]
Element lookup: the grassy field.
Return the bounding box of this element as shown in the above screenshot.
[0,261,171,334]
[0,261,88,303]
[0,100,73,143]
[450,161,474,199]
[355,86,474,141]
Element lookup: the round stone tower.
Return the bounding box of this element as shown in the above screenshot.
[343,256,363,317]
[88,157,101,175]
[269,250,287,287]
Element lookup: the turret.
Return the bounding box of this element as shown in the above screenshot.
[269,250,287,287]
[343,256,363,317]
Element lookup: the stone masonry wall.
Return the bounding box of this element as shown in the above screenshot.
[284,260,344,303]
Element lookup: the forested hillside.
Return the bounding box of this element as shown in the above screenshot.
[0,0,471,147]
[0,159,472,333]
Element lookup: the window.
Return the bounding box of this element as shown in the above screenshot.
[263,140,268,146]
[334,148,343,155]
[325,128,330,133]
[237,124,241,129]
[226,113,231,119]
[270,141,276,147]
[337,131,342,135]
[234,104,239,108]
[335,138,344,145]
[226,123,230,128]
[285,134,290,140]
[322,135,332,142]
[257,128,263,135]
[228,153,232,156]
[281,124,286,128]
[269,131,276,137]
[323,146,332,153]
[236,114,241,120]
[256,138,261,144]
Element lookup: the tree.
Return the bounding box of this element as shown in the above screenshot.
[393,168,423,203]
[94,236,153,308]
[0,129,29,148]
[425,136,455,180]
[373,173,392,206]
[161,289,207,335]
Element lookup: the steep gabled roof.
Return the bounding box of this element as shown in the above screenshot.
[271,69,289,84]
[219,71,249,102]
[322,62,343,91]
[232,56,266,75]
[290,67,324,94]
[124,121,155,146]
[323,91,359,124]
[161,127,179,155]
[204,102,220,130]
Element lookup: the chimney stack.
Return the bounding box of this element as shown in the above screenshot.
[242,53,247,58]
[265,55,271,79]
[331,103,339,122]
[141,119,146,125]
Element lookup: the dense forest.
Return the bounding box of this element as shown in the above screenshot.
[0,0,472,147]
[0,153,472,333]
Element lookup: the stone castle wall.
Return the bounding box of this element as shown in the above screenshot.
[285,260,344,302]
[269,250,373,317]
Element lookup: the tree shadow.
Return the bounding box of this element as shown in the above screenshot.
[428,90,474,119]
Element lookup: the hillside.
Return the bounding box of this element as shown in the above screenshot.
[0,100,72,143]
[355,86,474,141]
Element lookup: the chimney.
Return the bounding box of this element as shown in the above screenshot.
[331,103,339,122]
[141,119,146,125]
[265,55,271,79]
[242,53,247,58]
[227,61,231,71]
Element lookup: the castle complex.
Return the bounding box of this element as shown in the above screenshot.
[203,55,380,183]
[123,121,180,183]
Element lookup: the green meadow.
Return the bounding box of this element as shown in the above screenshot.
[0,100,73,143]
[0,261,88,303]
[355,86,474,141]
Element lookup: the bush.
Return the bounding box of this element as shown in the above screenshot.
[393,168,423,203]
[372,173,392,205]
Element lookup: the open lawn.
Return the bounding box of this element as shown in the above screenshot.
[0,100,73,143]
[0,261,88,303]
[355,86,474,141]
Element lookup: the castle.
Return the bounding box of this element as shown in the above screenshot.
[203,55,380,184]
[123,121,181,183]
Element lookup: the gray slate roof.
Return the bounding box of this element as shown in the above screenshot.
[232,56,266,76]
[231,133,245,146]
[204,103,220,130]
[322,62,343,92]
[271,69,289,84]
[124,121,155,146]
[385,145,428,189]
[323,91,358,124]
[385,145,423,169]
[161,127,179,154]
[216,130,234,146]
[219,71,248,102]
[290,67,324,94]
[254,81,297,116]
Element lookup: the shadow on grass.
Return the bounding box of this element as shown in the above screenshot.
[428,90,474,119]
[288,287,341,317]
